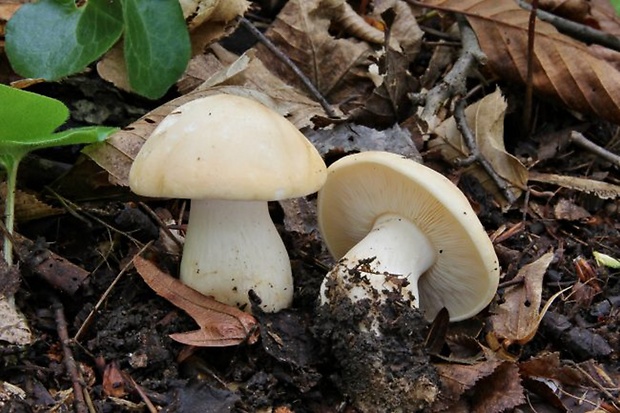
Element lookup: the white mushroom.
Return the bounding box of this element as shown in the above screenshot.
[129,94,327,312]
[318,151,499,321]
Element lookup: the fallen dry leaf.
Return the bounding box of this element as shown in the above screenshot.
[519,353,619,413]
[470,362,525,413]
[529,171,620,199]
[133,256,259,347]
[433,360,525,413]
[490,251,555,347]
[431,88,528,206]
[254,0,375,113]
[426,0,620,125]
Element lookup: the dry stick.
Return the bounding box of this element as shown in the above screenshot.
[522,0,538,138]
[137,201,184,252]
[238,17,339,118]
[73,241,153,342]
[517,0,620,52]
[415,15,487,120]
[569,131,620,168]
[453,98,518,205]
[51,295,88,413]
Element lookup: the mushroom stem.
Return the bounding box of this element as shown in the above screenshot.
[180,199,293,312]
[320,213,436,308]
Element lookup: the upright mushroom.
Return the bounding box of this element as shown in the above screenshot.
[129,94,326,312]
[315,151,500,411]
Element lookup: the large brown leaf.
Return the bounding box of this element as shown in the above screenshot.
[426,0,620,125]
[254,0,375,110]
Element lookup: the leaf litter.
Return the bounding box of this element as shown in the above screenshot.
[2,0,620,412]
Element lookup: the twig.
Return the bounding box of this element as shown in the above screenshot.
[517,0,620,53]
[238,17,338,118]
[415,15,487,121]
[522,0,538,137]
[51,295,88,413]
[453,98,518,205]
[73,241,153,342]
[137,202,184,252]
[127,376,158,413]
[569,131,620,167]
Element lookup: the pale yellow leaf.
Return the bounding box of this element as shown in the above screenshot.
[430,88,528,206]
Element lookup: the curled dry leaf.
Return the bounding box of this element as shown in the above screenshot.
[430,88,528,207]
[426,0,620,125]
[490,251,557,349]
[529,171,620,199]
[133,256,259,347]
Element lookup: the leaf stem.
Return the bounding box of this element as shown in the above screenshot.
[3,158,19,267]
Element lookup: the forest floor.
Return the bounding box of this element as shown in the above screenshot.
[1,1,619,412]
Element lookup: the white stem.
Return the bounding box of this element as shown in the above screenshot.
[321,213,436,307]
[180,199,293,312]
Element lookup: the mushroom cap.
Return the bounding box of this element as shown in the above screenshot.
[129,94,326,200]
[317,151,499,321]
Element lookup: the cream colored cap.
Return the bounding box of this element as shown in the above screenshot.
[317,151,500,321]
[129,94,326,200]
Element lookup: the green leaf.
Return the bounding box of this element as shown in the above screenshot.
[593,251,620,269]
[5,0,123,80]
[0,126,118,167]
[122,0,191,99]
[0,84,69,142]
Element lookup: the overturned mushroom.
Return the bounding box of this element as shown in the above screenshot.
[315,151,500,411]
[129,94,326,312]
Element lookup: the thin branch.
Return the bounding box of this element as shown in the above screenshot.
[517,0,620,52]
[137,202,184,252]
[569,131,620,167]
[453,98,518,205]
[238,17,338,118]
[415,15,487,121]
[522,0,538,137]
[51,295,88,413]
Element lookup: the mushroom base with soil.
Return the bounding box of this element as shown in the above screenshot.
[180,199,293,313]
[314,273,439,413]
[319,213,437,313]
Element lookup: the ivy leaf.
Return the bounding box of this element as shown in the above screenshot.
[0,84,68,142]
[0,84,117,165]
[122,0,191,99]
[5,0,123,80]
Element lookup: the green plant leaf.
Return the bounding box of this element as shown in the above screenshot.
[0,84,68,142]
[122,0,191,99]
[5,0,123,80]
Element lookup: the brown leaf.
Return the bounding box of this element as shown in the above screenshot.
[254,0,375,112]
[132,256,259,347]
[427,0,620,125]
[471,362,525,413]
[519,352,585,387]
[553,198,591,221]
[0,183,64,223]
[432,359,525,413]
[490,251,554,346]
[431,88,528,206]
